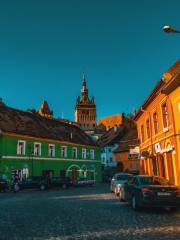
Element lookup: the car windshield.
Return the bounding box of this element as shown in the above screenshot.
[139,176,171,185]
[116,175,132,181]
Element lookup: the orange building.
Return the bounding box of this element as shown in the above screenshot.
[99,113,123,130]
[134,60,180,186]
[113,142,140,174]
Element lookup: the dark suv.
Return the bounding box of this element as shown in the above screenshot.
[0,178,9,192]
[16,176,47,191]
[16,176,71,191]
[49,176,71,189]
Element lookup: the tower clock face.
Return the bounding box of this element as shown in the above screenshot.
[82,110,89,115]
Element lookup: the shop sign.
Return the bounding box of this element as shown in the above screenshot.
[154,142,161,153]
[160,145,175,153]
[129,146,140,154]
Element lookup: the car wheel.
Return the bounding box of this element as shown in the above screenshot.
[119,189,123,201]
[115,187,119,196]
[131,195,140,211]
[62,183,67,189]
[40,184,46,191]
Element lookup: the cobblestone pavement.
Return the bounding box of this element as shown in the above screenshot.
[0,184,180,240]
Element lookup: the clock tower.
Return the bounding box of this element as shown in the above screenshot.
[75,75,96,132]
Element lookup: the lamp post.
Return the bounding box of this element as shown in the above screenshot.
[163,25,180,34]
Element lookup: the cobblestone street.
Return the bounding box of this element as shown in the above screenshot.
[0,184,180,240]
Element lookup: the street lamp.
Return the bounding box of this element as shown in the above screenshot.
[163,25,180,33]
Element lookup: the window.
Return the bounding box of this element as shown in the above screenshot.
[61,146,67,158]
[161,102,169,128]
[48,144,55,157]
[82,148,86,159]
[34,143,41,156]
[90,149,95,160]
[17,140,26,155]
[153,112,158,134]
[72,147,77,158]
[146,119,150,139]
[141,125,145,142]
[109,148,112,152]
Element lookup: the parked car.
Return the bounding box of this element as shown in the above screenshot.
[75,177,95,186]
[16,176,72,191]
[121,175,180,211]
[49,176,71,189]
[0,178,9,192]
[110,173,133,196]
[16,176,46,191]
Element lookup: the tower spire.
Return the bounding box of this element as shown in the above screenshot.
[82,73,86,87]
[81,73,88,102]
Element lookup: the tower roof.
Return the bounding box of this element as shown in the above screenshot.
[38,100,53,118]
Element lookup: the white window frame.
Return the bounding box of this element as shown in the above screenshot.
[34,142,41,156]
[161,101,169,131]
[61,146,67,158]
[72,147,77,158]
[90,149,95,160]
[82,148,86,159]
[146,118,150,139]
[48,144,55,157]
[17,140,26,155]
[152,110,158,135]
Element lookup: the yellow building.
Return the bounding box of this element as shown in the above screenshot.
[134,60,180,186]
[162,70,180,185]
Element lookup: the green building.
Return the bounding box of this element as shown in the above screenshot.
[0,101,101,183]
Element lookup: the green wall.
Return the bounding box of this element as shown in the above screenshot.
[0,134,102,182]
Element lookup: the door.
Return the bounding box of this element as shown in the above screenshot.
[166,152,175,184]
[72,168,77,183]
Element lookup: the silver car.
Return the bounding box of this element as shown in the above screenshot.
[110,173,133,196]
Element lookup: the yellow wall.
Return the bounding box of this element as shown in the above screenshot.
[168,86,180,185]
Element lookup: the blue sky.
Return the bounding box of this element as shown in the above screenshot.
[0,0,179,121]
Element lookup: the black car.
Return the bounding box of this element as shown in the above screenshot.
[49,177,71,189]
[0,178,9,192]
[16,176,47,191]
[122,175,180,211]
[74,177,95,187]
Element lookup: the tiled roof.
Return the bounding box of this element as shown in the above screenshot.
[0,104,97,146]
[97,117,137,148]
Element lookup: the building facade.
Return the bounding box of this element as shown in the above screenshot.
[113,144,140,174]
[75,75,96,133]
[0,102,101,183]
[134,60,180,186]
[99,113,123,130]
[101,144,118,168]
